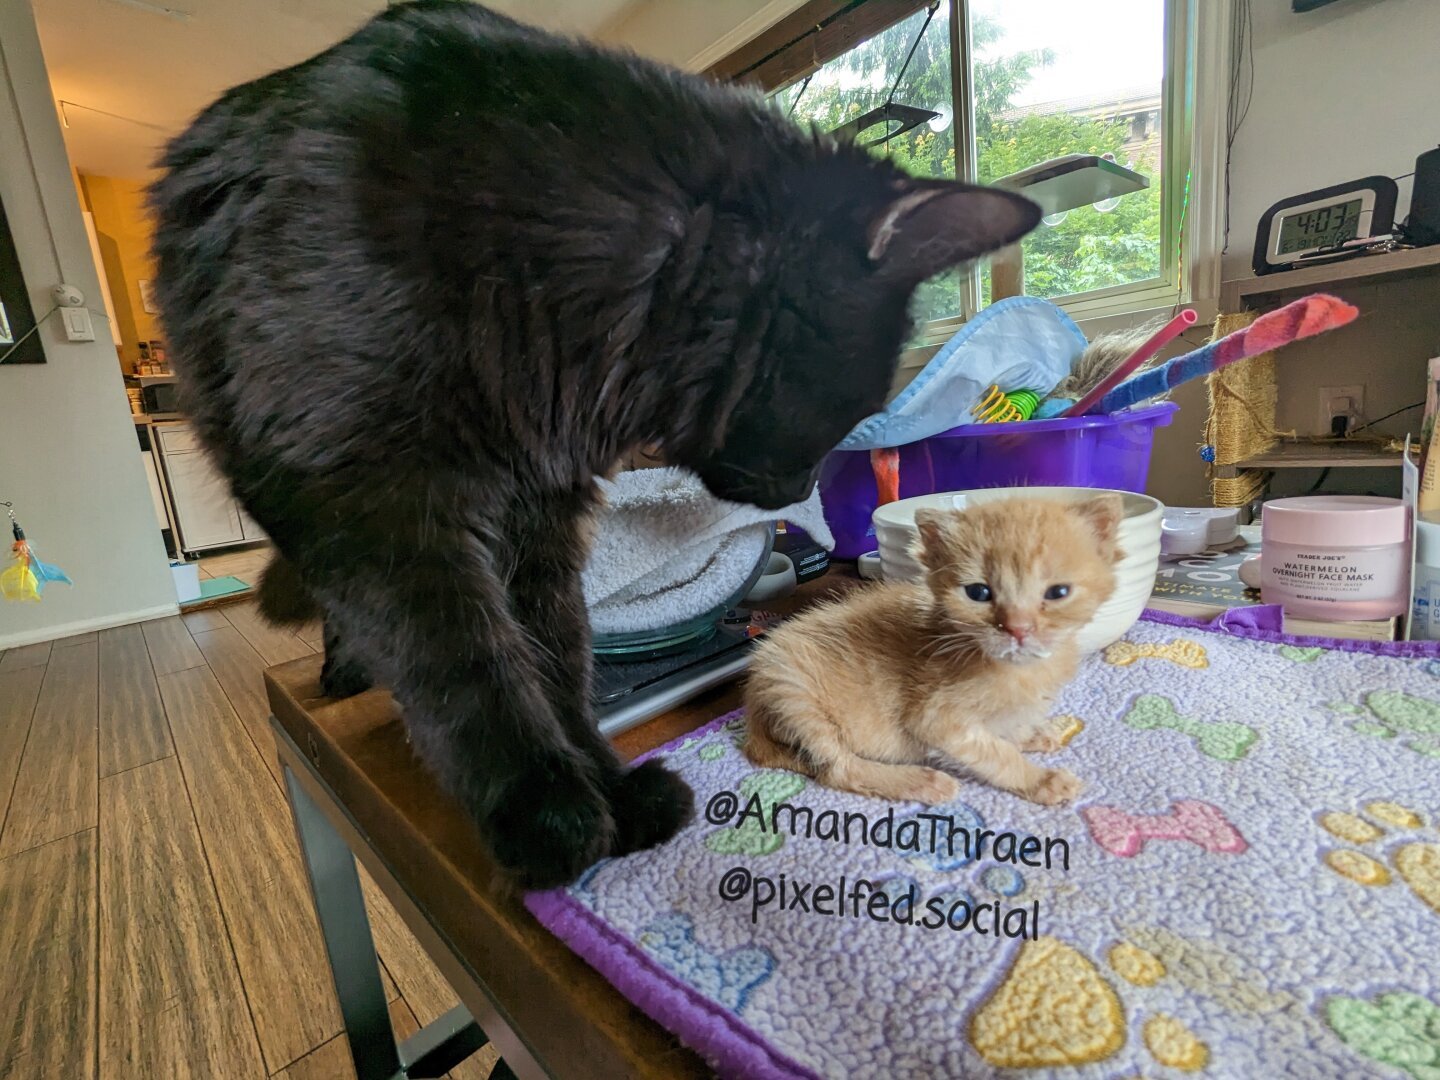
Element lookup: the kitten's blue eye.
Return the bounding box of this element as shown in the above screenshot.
[1045,584,1072,601]
[964,583,993,602]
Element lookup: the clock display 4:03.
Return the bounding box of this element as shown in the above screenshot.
[1277,199,1363,254]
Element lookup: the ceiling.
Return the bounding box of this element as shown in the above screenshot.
[36,0,642,179]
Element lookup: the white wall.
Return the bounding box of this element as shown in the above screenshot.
[1205,0,1440,506]
[1223,0,1439,278]
[598,0,806,69]
[1147,0,1440,510]
[0,0,176,648]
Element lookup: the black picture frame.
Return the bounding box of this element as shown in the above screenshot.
[0,187,44,365]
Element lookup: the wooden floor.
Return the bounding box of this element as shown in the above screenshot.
[0,602,501,1079]
[195,545,271,586]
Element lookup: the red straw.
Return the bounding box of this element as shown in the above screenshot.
[871,447,901,506]
[1061,308,1199,418]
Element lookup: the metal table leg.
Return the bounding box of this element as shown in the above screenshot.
[285,762,493,1079]
[286,763,406,1079]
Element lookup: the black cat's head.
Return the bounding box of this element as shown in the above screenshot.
[682,164,1039,511]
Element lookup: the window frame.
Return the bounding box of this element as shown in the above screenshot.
[709,0,1230,331]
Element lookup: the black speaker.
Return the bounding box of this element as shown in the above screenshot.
[1405,145,1440,247]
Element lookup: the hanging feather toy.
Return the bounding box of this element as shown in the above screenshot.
[2,502,73,602]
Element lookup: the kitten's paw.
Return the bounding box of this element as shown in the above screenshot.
[906,767,962,805]
[485,764,616,889]
[610,759,695,855]
[1026,768,1084,806]
[1021,730,1062,754]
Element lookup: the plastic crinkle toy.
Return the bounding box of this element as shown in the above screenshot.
[1,502,72,602]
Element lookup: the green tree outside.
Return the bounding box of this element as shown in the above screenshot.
[784,8,1162,321]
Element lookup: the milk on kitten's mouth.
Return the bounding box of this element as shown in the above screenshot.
[988,635,1056,663]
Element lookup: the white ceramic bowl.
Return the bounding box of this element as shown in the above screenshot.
[872,486,1165,654]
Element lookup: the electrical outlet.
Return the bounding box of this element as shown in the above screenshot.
[1318,384,1364,432]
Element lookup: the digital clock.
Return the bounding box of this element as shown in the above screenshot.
[1252,176,1398,275]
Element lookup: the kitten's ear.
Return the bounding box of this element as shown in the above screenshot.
[912,509,949,568]
[1071,494,1125,561]
[868,182,1041,288]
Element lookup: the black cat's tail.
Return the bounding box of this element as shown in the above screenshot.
[257,553,320,625]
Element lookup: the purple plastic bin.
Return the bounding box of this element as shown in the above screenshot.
[818,401,1178,559]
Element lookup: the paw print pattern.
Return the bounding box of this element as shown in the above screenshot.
[1108,941,1165,986]
[870,877,979,921]
[1325,991,1440,1080]
[1318,802,1440,915]
[704,770,807,857]
[968,936,1127,1068]
[638,911,776,1013]
[875,875,923,906]
[898,799,987,873]
[980,865,1025,897]
[676,733,729,762]
[1143,1014,1210,1072]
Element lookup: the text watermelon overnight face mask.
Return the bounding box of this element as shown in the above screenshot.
[1260,495,1411,621]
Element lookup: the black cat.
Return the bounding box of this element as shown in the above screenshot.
[149,0,1038,887]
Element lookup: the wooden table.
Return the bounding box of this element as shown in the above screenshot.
[265,570,861,1079]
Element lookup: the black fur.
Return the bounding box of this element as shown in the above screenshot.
[148,0,1037,887]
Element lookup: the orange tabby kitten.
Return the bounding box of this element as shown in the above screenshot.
[744,495,1123,805]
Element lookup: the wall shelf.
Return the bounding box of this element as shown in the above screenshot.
[1220,244,1440,311]
[1233,438,1413,471]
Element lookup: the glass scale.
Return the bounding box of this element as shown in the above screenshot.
[591,609,777,737]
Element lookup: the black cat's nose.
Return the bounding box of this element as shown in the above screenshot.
[774,469,821,508]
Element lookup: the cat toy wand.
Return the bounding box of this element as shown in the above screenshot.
[1093,293,1358,415]
[1,501,73,602]
[1061,308,1198,418]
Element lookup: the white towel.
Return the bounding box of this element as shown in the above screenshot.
[583,467,835,635]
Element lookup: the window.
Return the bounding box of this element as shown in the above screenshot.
[970,0,1165,305]
[720,0,1224,331]
[780,6,961,325]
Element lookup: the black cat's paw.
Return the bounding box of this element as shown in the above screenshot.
[485,766,616,889]
[320,655,373,699]
[610,759,695,856]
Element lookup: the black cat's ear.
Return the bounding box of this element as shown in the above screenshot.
[867,182,1041,288]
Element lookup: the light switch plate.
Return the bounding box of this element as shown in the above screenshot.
[62,306,95,342]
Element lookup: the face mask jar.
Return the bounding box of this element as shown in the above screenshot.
[1259,495,1411,622]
